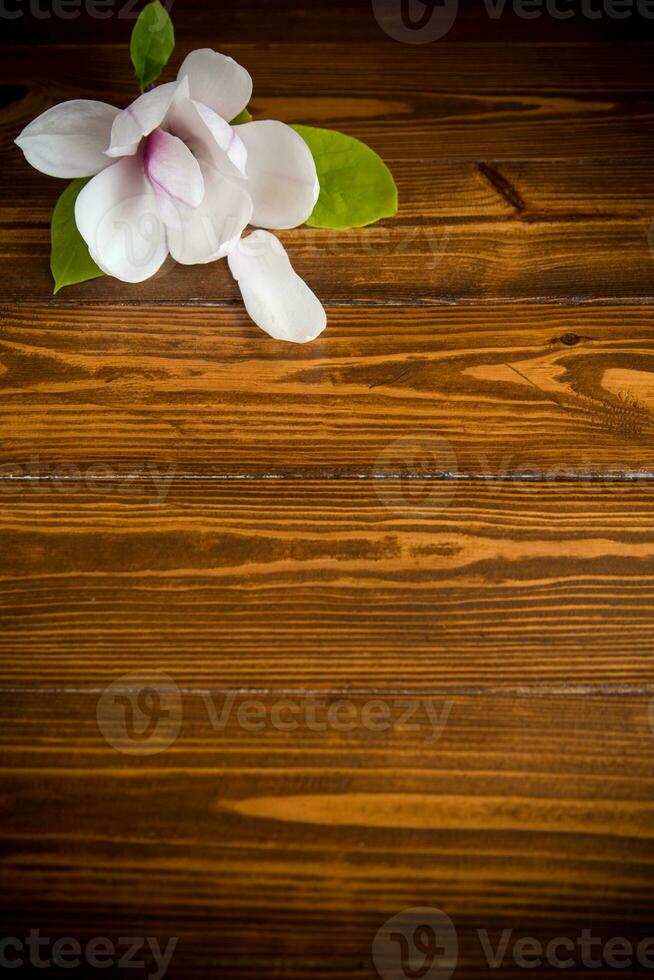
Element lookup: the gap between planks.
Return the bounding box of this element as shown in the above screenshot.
[3,473,654,483]
[6,297,654,308]
[1,684,652,696]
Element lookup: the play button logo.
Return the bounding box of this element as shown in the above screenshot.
[373,907,458,980]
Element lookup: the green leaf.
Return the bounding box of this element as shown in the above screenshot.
[291,124,398,229]
[50,178,104,294]
[130,0,175,92]
[230,107,253,126]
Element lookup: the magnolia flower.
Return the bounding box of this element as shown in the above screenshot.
[15,49,326,343]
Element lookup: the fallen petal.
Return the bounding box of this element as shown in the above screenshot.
[227,230,326,343]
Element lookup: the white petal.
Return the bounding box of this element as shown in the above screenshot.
[192,101,247,175]
[166,95,245,181]
[165,162,252,265]
[106,78,189,158]
[177,49,252,125]
[15,99,119,178]
[144,128,204,207]
[235,121,319,229]
[75,155,168,283]
[227,230,326,343]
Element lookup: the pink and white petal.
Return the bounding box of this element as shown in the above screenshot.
[177,49,252,125]
[192,101,247,175]
[227,230,326,344]
[75,155,168,283]
[166,96,245,182]
[15,100,119,178]
[235,121,319,229]
[144,129,204,207]
[165,163,252,265]
[106,78,189,158]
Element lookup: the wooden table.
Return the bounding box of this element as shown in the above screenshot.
[1,2,654,976]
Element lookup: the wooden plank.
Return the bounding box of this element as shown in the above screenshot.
[2,305,654,476]
[1,480,654,688]
[2,161,652,307]
[2,0,385,45]
[3,44,654,161]
[0,160,517,225]
[5,159,654,228]
[2,216,654,304]
[1,690,653,977]
[5,42,654,99]
[4,7,653,977]
[3,0,653,44]
[500,160,654,216]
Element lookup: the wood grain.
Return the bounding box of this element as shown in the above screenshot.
[5,159,654,226]
[4,41,654,99]
[3,43,653,309]
[4,0,653,44]
[2,305,654,476]
[498,160,654,216]
[1,480,654,689]
[0,159,518,224]
[1,690,653,977]
[3,216,654,304]
[2,44,654,161]
[3,12,654,976]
